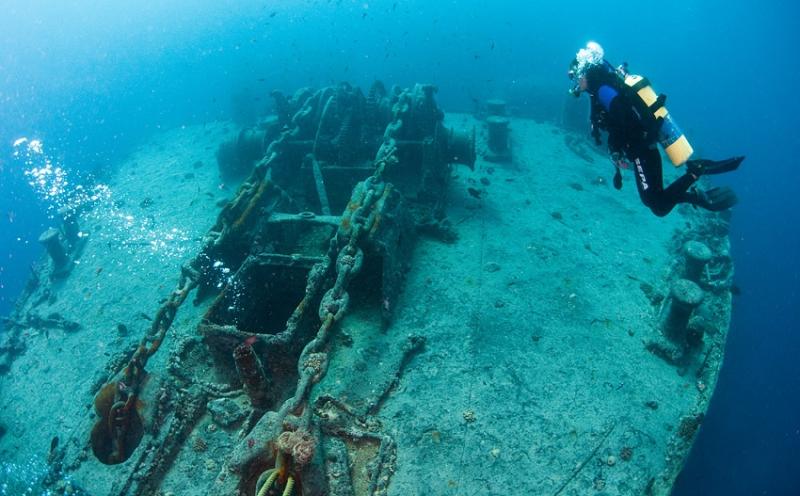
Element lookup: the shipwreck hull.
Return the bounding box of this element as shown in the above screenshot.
[0,82,734,496]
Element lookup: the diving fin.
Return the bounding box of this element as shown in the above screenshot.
[691,186,738,212]
[686,156,745,176]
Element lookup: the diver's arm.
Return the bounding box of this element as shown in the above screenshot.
[606,95,641,151]
[607,135,626,190]
[589,91,625,188]
[589,98,605,145]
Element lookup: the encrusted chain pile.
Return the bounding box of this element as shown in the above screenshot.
[273,141,398,426]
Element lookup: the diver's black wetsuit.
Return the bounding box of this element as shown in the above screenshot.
[585,64,698,217]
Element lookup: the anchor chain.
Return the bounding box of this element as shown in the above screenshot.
[94,263,200,464]
[288,140,395,414]
[110,147,285,395]
[255,141,398,495]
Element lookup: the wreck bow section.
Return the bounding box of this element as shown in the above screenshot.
[43,82,474,495]
[1,83,737,496]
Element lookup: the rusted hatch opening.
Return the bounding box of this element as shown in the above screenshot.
[205,218,336,334]
[210,262,311,335]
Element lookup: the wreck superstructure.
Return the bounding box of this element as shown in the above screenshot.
[3,81,473,495]
[0,82,735,496]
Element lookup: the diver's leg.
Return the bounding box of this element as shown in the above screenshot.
[662,170,698,203]
[660,162,738,211]
[631,145,737,214]
[630,145,675,217]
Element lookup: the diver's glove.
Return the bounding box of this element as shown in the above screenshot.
[609,150,627,190]
[609,151,629,167]
[613,168,623,190]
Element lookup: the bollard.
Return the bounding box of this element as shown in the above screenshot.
[486,116,511,163]
[38,227,72,276]
[487,117,509,152]
[683,241,712,283]
[233,343,271,410]
[486,99,507,117]
[662,279,704,343]
[58,206,80,246]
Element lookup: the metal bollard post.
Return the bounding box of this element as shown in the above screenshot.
[486,117,511,163]
[58,206,81,247]
[683,241,712,283]
[38,227,72,277]
[486,99,507,117]
[662,279,704,343]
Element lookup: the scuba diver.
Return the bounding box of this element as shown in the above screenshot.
[568,41,743,217]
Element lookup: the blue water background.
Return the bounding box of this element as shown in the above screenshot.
[0,1,797,494]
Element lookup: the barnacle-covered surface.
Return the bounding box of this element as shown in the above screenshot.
[0,84,733,495]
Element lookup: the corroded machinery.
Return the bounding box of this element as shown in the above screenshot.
[48,82,474,495]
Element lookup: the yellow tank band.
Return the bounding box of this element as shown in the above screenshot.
[666,135,694,166]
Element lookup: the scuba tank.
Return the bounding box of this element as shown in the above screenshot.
[616,64,694,166]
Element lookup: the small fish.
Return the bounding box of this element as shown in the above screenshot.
[269,11,277,17]
[7,210,16,223]
[490,40,495,50]
[137,312,153,321]
[243,335,258,346]
[467,187,482,199]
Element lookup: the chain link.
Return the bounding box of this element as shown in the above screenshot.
[102,110,400,478]
[272,140,399,435]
